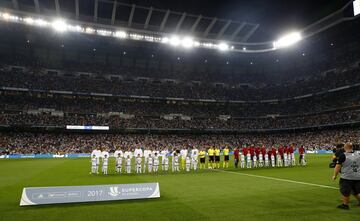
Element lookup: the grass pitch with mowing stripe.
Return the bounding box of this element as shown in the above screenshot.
[0,154,359,221]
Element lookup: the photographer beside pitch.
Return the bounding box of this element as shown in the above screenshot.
[332,143,360,209]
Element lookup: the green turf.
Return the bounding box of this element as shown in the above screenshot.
[0,155,359,221]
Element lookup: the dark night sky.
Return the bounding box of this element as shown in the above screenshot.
[120,0,350,40]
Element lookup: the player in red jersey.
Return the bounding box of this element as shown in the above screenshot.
[298,145,306,166]
[278,145,284,159]
[242,146,248,156]
[233,147,239,168]
[249,145,255,157]
[255,146,261,157]
[289,145,295,166]
[271,146,277,158]
[261,145,267,157]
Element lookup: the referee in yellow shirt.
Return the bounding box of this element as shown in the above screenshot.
[208,147,215,169]
[214,147,221,169]
[223,146,230,168]
[199,149,206,169]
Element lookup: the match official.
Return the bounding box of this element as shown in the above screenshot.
[332,143,360,209]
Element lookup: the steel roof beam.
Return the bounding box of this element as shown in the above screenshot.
[144,6,153,29]
[241,24,259,42]
[230,22,246,41]
[216,20,232,39]
[175,12,186,32]
[203,17,217,37]
[160,9,170,31]
[128,4,136,27]
[111,0,117,25]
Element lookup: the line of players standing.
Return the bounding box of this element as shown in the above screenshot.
[233,145,307,169]
[90,145,307,175]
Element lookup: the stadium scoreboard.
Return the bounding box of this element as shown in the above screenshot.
[354,0,360,16]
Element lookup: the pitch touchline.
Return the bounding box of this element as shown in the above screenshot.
[215,169,338,190]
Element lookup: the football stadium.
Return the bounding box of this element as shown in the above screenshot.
[0,0,360,220]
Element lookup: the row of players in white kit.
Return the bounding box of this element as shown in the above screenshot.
[90,148,198,174]
[240,152,303,169]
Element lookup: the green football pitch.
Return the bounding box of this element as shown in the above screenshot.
[0,154,359,221]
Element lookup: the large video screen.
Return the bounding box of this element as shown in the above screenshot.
[354,0,360,16]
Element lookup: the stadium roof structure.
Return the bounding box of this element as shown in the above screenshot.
[0,1,260,44]
[0,0,359,53]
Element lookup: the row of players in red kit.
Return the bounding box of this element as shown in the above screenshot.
[233,145,307,168]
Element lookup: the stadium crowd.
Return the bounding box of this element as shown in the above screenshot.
[0,65,359,101]
[1,129,359,155]
[0,110,359,130]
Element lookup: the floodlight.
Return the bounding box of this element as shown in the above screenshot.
[218,42,229,51]
[2,13,10,20]
[35,19,48,27]
[97,29,112,36]
[273,32,302,48]
[181,37,194,48]
[24,17,34,25]
[169,36,181,47]
[114,31,127,38]
[161,37,169,43]
[52,19,67,32]
[85,27,95,34]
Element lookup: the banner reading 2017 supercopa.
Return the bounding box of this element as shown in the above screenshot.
[20,183,160,206]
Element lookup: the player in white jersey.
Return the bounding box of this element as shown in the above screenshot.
[191,154,198,171]
[164,156,169,171]
[264,153,269,167]
[240,153,245,168]
[143,149,151,173]
[180,149,188,170]
[90,154,97,174]
[173,154,180,172]
[291,152,296,166]
[277,152,283,167]
[134,148,143,159]
[253,155,258,168]
[283,152,288,167]
[153,153,160,172]
[191,148,199,170]
[287,152,292,166]
[185,156,191,172]
[271,154,276,167]
[160,149,169,170]
[148,154,153,173]
[125,155,132,174]
[258,153,264,167]
[114,149,124,159]
[115,153,123,173]
[102,154,109,175]
[246,153,252,168]
[124,149,133,160]
[136,154,142,174]
[91,149,102,173]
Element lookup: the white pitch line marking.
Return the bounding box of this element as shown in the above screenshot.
[215,169,338,190]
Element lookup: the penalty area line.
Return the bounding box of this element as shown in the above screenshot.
[215,169,338,190]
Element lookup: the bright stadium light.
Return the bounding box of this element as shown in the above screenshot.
[114,31,127,38]
[35,19,48,27]
[2,13,10,20]
[169,36,181,47]
[97,29,112,36]
[273,32,302,48]
[24,17,34,24]
[181,37,194,48]
[85,27,95,34]
[51,19,67,32]
[218,42,229,51]
[161,37,169,43]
